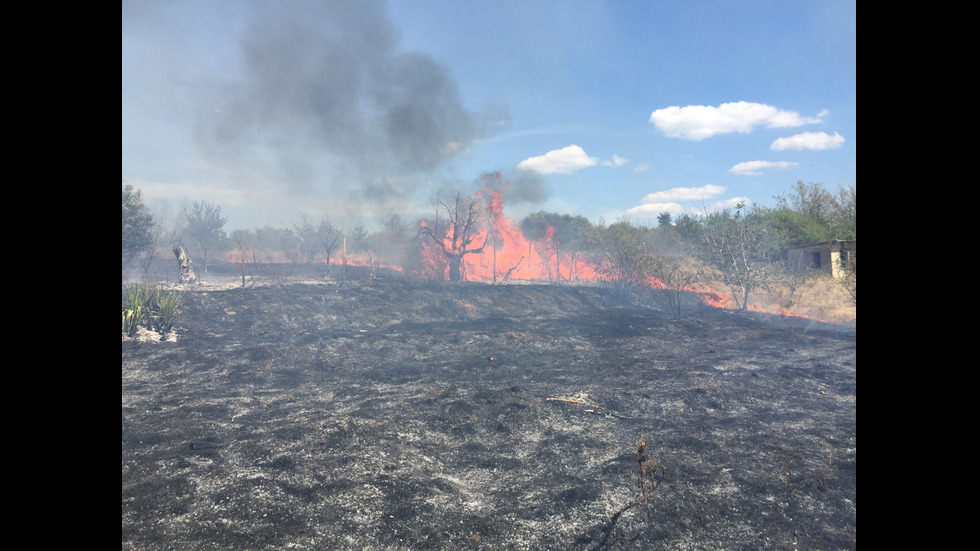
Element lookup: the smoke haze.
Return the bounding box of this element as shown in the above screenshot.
[192,0,511,223]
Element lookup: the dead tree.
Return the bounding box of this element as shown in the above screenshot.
[173,245,196,284]
[418,193,490,282]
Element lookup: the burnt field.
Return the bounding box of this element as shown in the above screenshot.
[122,268,856,550]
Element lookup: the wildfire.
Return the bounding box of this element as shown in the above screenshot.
[418,173,602,283]
[213,173,821,320]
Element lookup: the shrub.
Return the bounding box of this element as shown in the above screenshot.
[122,283,181,338]
[151,291,182,334]
[122,284,152,337]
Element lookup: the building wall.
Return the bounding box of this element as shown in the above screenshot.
[787,241,855,280]
[834,241,856,278]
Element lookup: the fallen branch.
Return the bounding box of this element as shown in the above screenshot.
[503,255,525,281]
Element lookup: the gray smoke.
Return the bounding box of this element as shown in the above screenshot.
[498,169,549,205]
[196,0,508,214]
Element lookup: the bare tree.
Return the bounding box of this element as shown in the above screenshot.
[647,216,708,318]
[134,198,179,279]
[418,193,491,282]
[183,201,227,273]
[652,253,705,320]
[700,202,783,311]
[318,220,343,271]
[768,256,816,336]
[228,229,256,288]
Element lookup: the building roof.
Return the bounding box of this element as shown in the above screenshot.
[787,239,856,250]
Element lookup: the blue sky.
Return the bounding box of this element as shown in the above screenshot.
[122,0,856,231]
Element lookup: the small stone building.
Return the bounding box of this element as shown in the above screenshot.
[786,240,856,280]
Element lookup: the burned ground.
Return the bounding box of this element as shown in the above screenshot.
[122,271,855,550]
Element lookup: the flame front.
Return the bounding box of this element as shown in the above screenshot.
[220,172,815,318]
[418,173,601,283]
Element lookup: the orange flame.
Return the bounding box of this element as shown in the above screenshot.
[215,173,824,320]
[417,174,602,283]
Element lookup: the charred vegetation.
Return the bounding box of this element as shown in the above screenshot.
[123,271,855,550]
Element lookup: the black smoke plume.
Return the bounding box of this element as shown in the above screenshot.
[196,0,509,216]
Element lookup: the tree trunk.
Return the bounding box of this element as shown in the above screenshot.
[555,239,560,282]
[448,256,462,282]
[173,245,197,284]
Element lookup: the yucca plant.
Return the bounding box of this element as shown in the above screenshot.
[122,308,143,336]
[122,283,152,310]
[122,283,152,336]
[152,291,182,334]
[122,283,183,337]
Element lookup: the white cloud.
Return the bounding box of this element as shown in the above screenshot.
[729,160,798,176]
[638,184,726,203]
[622,184,727,220]
[633,163,650,173]
[648,101,825,141]
[602,154,629,167]
[516,144,598,174]
[623,201,684,219]
[770,131,845,151]
[707,196,752,212]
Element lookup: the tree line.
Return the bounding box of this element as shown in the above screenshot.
[123,180,855,312]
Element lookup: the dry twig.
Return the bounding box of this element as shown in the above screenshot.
[591,433,666,550]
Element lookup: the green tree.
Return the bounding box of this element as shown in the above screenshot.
[519,211,593,280]
[831,184,856,239]
[183,201,227,273]
[122,183,155,269]
[592,221,658,291]
[672,213,704,243]
[770,181,856,246]
[519,211,591,244]
[783,181,836,223]
[766,207,830,247]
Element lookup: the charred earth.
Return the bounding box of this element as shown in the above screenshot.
[122,267,855,550]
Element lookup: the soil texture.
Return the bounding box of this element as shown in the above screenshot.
[122,269,855,550]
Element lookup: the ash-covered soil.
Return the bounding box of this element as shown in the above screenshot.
[122,270,855,550]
